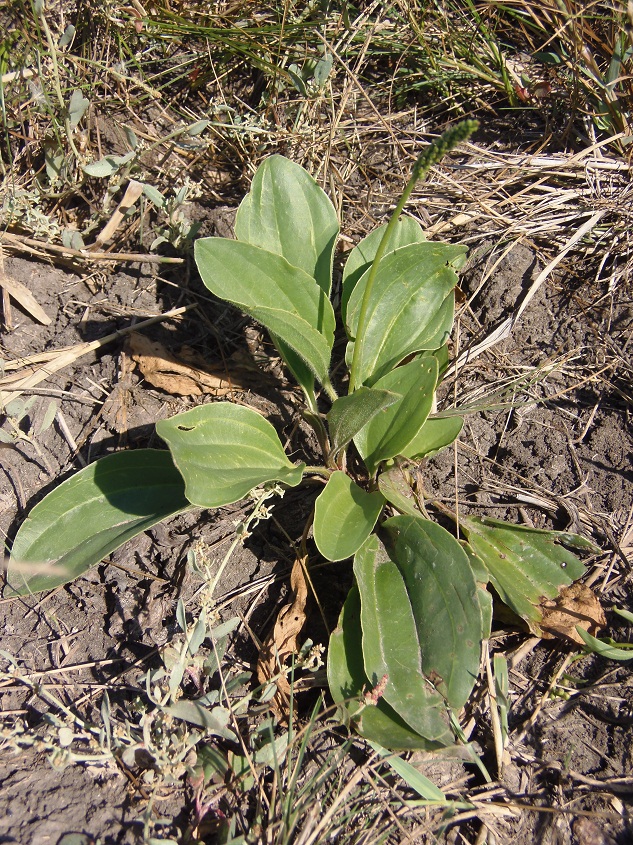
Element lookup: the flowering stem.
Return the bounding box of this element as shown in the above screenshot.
[348,120,478,393]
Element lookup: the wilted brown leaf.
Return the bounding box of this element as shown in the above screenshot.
[126,331,256,396]
[257,555,309,718]
[537,582,607,645]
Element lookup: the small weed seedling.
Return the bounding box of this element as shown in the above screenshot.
[6,122,601,750]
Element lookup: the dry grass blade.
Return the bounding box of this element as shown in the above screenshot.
[0,306,192,403]
[0,271,51,326]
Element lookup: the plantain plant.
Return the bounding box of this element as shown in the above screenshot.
[6,122,599,750]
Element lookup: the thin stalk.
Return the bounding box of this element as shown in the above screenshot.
[348,120,479,394]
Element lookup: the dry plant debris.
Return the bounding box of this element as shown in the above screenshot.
[256,554,309,717]
[126,331,257,396]
[537,582,608,645]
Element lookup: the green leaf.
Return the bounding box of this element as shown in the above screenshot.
[368,742,446,802]
[402,415,464,460]
[382,516,482,709]
[327,586,445,750]
[354,535,454,744]
[7,450,190,595]
[194,238,335,388]
[341,216,427,323]
[156,402,305,508]
[313,472,385,561]
[345,242,463,386]
[327,387,399,457]
[354,357,438,476]
[615,607,633,624]
[576,628,633,661]
[460,542,493,640]
[460,516,592,624]
[235,155,339,296]
[377,462,421,518]
[270,338,318,403]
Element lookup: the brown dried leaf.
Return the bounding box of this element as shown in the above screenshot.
[257,555,309,717]
[573,818,615,845]
[537,582,607,645]
[126,332,254,396]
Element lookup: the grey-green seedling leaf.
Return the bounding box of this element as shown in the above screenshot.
[354,357,438,476]
[162,701,235,738]
[156,402,305,508]
[67,88,89,129]
[235,154,339,296]
[382,516,482,710]
[313,472,385,561]
[7,450,190,595]
[341,215,427,322]
[354,535,454,744]
[346,241,464,386]
[142,183,165,208]
[327,387,398,457]
[402,414,464,460]
[327,586,447,750]
[460,516,593,625]
[58,23,76,48]
[83,150,135,178]
[195,238,335,388]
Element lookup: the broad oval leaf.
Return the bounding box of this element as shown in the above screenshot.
[194,238,335,387]
[345,241,464,386]
[328,586,447,750]
[461,516,591,625]
[354,357,438,476]
[7,450,190,595]
[327,387,398,457]
[382,515,482,709]
[354,535,454,744]
[402,414,464,460]
[313,471,385,561]
[341,216,427,323]
[156,402,305,508]
[235,154,339,296]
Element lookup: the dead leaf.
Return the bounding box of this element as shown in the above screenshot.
[89,179,144,249]
[0,273,51,325]
[537,582,607,645]
[126,332,256,396]
[257,555,309,718]
[573,818,615,845]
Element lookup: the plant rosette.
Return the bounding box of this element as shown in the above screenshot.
[8,123,601,750]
